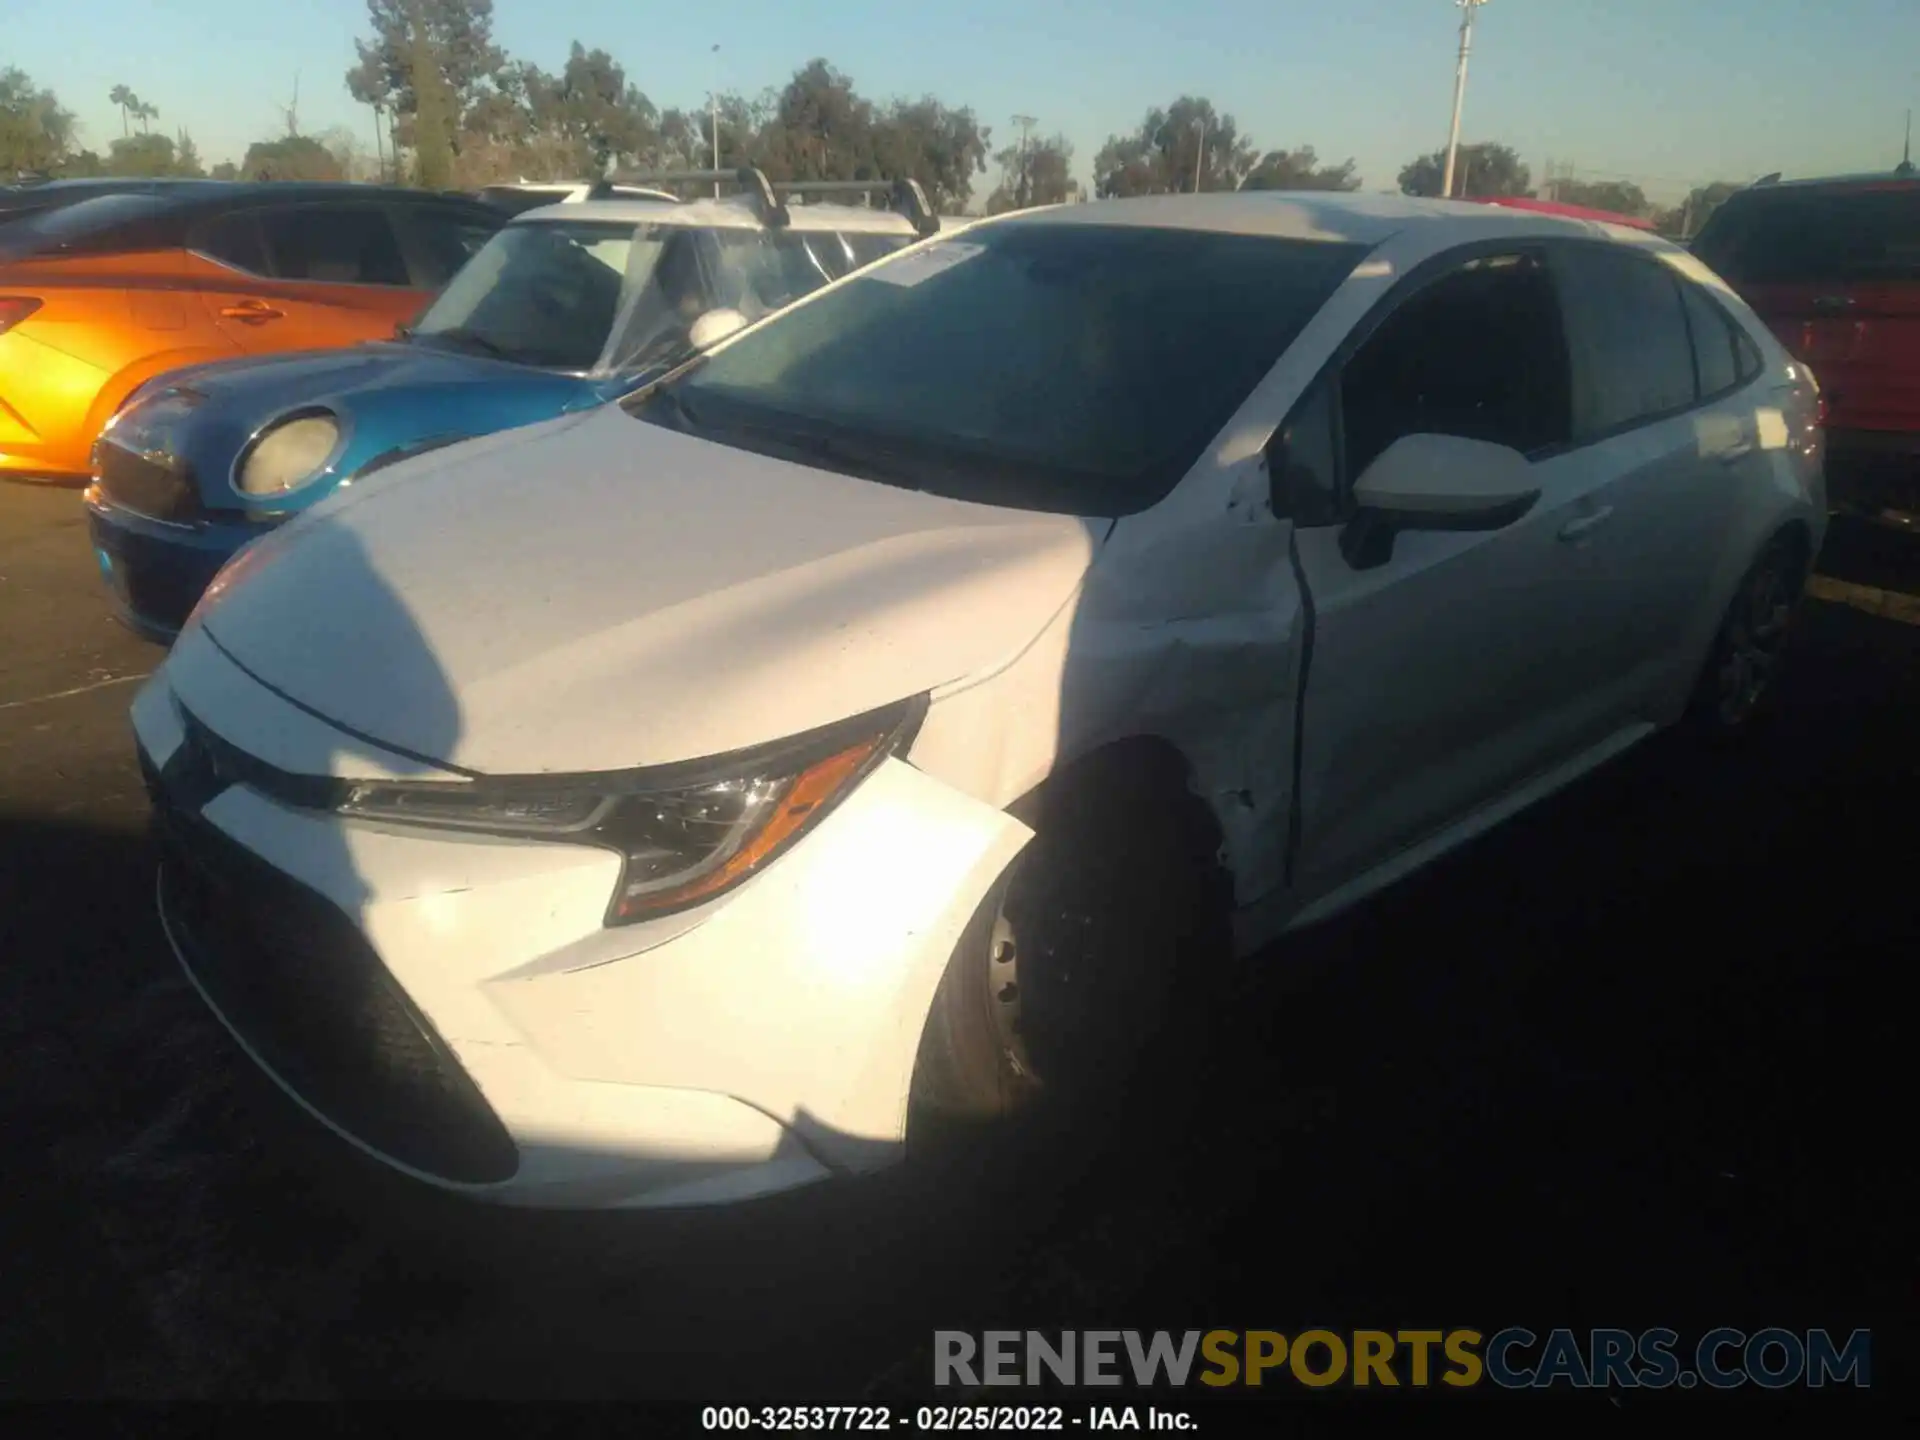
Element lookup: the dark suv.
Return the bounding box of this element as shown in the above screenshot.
[1692,171,1920,531]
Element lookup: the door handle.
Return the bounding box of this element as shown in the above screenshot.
[219,300,284,323]
[1557,506,1614,542]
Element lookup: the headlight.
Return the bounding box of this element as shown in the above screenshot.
[236,410,341,497]
[335,698,925,923]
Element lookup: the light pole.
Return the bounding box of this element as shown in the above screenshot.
[709,43,722,197]
[1441,0,1489,199]
[1192,115,1207,193]
[1011,114,1037,207]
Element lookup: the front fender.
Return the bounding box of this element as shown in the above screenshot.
[87,348,239,445]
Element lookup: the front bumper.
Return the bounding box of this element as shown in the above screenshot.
[85,489,259,642]
[1825,429,1920,533]
[131,636,1031,1209]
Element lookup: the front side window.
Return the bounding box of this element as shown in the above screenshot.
[636,223,1367,516]
[1340,251,1572,477]
[1553,244,1696,437]
[195,211,270,276]
[412,219,643,370]
[257,205,410,287]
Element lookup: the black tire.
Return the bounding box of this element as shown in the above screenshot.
[1685,531,1809,742]
[907,747,1232,1146]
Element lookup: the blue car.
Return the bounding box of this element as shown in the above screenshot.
[86,171,934,640]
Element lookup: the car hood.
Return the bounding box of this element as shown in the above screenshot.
[117,342,611,507]
[155,341,563,405]
[196,405,1105,776]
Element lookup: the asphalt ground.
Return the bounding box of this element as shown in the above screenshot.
[1,477,1913,1421]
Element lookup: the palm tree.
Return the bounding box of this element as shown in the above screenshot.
[136,101,158,135]
[108,84,133,137]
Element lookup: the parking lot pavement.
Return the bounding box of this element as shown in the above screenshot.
[2,478,1913,1406]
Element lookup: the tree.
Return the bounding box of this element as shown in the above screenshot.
[106,133,183,177]
[870,98,991,213]
[756,59,877,184]
[135,100,159,135]
[240,134,344,181]
[1547,177,1649,217]
[1397,142,1530,198]
[346,0,504,156]
[210,160,239,181]
[1093,97,1257,198]
[2,68,76,175]
[1240,145,1361,192]
[1652,180,1743,241]
[173,129,206,178]
[516,42,658,177]
[109,83,137,138]
[407,8,459,188]
[987,132,1072,213]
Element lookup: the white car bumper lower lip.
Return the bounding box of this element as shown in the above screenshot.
[132,660,1031,1211]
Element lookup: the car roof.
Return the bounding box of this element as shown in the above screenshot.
[972,190,1677,249]
[1728,170,1920,197]
[510,194,922,235]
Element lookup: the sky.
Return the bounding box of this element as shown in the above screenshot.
[11,0,1919,205]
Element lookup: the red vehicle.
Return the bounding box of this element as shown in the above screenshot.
[1465,194,1658,232]
[1691,170,1920,531]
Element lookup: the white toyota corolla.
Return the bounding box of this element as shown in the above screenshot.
[133,192,1825,1209]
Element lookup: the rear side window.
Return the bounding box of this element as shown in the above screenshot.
[1341,251,1572,475]
[1694,188,1920,286]
[256,205,411,286]
[1679,282,1759,397]
[1554,245,1696,437]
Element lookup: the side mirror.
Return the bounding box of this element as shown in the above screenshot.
[1341,433,1541,569]
[688,307,749,351]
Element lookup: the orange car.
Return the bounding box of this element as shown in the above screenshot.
[0,182,504,481]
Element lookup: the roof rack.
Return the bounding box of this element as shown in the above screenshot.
[596,166,940,237]
[773,177,940,237]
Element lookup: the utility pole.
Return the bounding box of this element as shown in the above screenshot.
[1012,114,1037,207]
[1899,108,1915,177]
[710,44,722,197]
[1441,0,1489,199]
[1192,115,1207,192]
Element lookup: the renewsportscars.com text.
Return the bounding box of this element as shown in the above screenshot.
[934,1327,1871,1390]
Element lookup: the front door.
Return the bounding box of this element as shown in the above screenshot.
[1287,248,1630,904]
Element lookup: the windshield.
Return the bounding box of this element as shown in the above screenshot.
[412,218,652,369]
[1694,188,1920,286]
[632,222,1365,515]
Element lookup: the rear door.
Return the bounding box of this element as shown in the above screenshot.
[1693,185,1920,434]
[191,201,426,354]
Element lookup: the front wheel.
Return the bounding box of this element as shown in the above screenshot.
[907,753,1231,1144]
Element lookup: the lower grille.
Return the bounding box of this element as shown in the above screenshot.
[153,795,519,1185]
[96,437,201,524]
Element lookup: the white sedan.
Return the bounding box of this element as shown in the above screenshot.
[132,192,1825,1208]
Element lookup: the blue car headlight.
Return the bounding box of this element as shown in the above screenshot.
[235,409,343,498]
